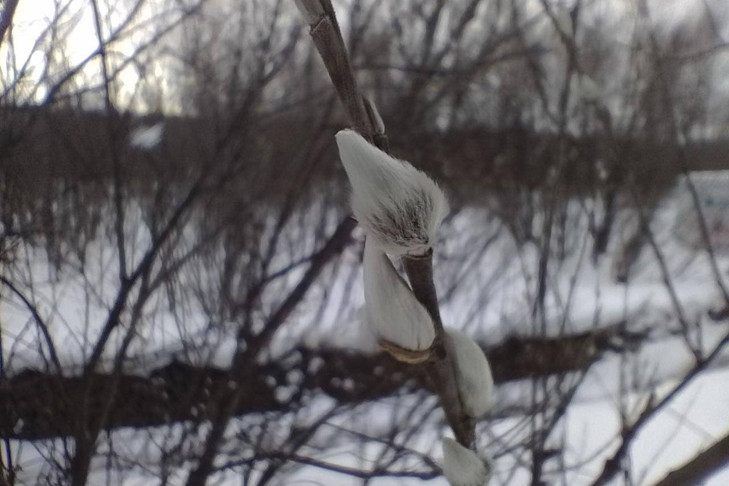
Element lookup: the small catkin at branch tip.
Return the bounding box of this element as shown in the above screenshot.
[444,328,494,418]
[363,237,435,354]
[335,129,448,256]
[442,438,492,486]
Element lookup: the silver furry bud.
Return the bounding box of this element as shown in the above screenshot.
[442,438,492,486]
[444,328,494,418]
[363,237,435,354]
[335,129,448,256]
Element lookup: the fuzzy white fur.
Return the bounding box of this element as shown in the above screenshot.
[441,438,492,486]
[335,130,448,256]
[363,238,435,351]
[444,328,494,418]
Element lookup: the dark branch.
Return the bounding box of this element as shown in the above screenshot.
[0,328,635,440]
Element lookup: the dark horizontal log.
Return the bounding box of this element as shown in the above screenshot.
[0,327,640,440]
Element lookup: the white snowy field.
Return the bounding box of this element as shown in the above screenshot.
[2,181,729,485]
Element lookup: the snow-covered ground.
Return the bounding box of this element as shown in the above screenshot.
[2,183,728,485]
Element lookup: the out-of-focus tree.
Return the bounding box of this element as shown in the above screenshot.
[1,1,729,485]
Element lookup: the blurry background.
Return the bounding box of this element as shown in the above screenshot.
[1,0,729,484]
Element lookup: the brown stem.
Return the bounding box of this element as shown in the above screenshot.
[402,251,444,334]
[402,251,478,447]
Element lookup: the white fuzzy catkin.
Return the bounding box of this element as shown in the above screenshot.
[444,328,494,418]
[335,129,448,256]
[441,438,492,486]
[363,237,435,351]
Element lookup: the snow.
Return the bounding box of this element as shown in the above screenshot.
[559,367,729,486]
[129,122,164,150]
[2,182,729,485]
